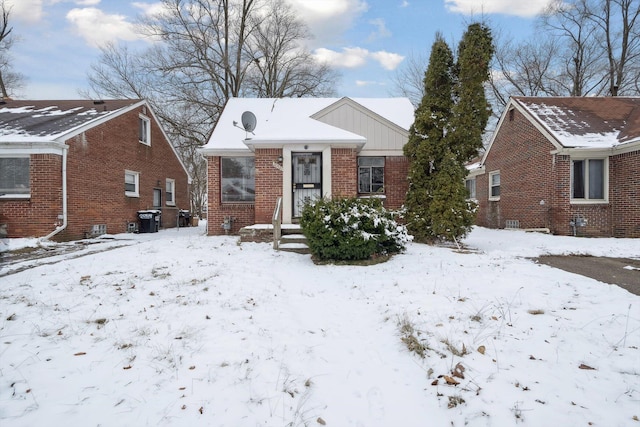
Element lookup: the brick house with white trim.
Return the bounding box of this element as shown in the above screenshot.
[199,97,414,236]
[468,96,639,238]
[0,99,190,241]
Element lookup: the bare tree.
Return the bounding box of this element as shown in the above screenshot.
[540,0,608,96]
[390,50,428,107]
[0,0,25,98]
[245,0,338,97]
[587,0,640,95]
[541,0,640,96]
[85,0,340,216]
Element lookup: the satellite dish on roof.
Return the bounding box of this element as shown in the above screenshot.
[241,111,257,133]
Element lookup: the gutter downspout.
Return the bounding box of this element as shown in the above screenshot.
[40,145,68,241]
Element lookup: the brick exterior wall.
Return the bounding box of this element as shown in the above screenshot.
[255,148,283,223]
[205,148,411,235]
[476,109,557,231]
[476,107,639,237]
[331,148,358,198]
[610,150,640,237]
[383,156,409,210]
[0,154,63,238]
[0,105,189,241]
[205,155,256,235]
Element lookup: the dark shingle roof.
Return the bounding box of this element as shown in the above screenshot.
[513,96,640,148]
[0,99,143,142]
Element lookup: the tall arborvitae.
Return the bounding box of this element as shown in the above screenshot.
[404,33,456,242]
[450,23,494,163]
[404,24,493,243]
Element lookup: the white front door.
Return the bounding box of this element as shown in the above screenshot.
[292,152,322,217]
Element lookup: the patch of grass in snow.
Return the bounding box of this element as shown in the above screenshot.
[527,309,545,315]
[151,266,171,279]
[441,338,469,357]
[398,314,428,358]
[447,395,466,408]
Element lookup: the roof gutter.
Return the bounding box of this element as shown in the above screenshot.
[40,145,68,241]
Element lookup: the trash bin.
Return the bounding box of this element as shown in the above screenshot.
[178,210,191,227]
[137,210,161,233]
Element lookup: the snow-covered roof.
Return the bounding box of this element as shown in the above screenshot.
[201,97,414,153]
[513,96,640,149]
[0,99,144,143]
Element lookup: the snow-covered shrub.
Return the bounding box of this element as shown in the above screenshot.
[300,197,409,261]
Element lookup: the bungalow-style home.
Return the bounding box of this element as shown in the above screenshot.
[0,99,190,241]
[468,96,639,238]
[199,97,414,236]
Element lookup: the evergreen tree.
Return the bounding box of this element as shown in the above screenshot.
[450,23,494,163]
[404,25,493,243]
[404,34,456,242]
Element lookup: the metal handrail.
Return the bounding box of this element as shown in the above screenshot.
[272,196,282,250]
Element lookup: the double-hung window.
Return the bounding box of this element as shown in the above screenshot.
[465,178,476,199]
[358,157,385,193]
[139,115,151,145]
[571,158,606,201]
[489,171,500,200]
[125,170,140,197]
[0,157,30,197]
[166,179,175,205]
[221,157,255,202]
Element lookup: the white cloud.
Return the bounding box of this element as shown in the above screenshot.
[74,0,101,5]
[5,0,44,23]
[444,0,550,17]
[356,80,386,87]
[368,18,391,41]
[66,8,140,48]
[400,1,409,7]
[370,51,404,70]
[287,0,369,46]
[132,1,170,17]
[313,47,369,68]
[313,47,404,71]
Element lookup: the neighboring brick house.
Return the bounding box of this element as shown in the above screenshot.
[0,99,190,241]
[200,97,414,235]
[468,96,639,238]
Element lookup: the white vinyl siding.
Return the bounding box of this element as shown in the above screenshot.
[315,103,407,152]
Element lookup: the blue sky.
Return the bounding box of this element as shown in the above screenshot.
[6,0,552,100]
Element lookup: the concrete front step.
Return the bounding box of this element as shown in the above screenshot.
[278,242,310,254]
[239,223,310,254]
[280,233,307,244]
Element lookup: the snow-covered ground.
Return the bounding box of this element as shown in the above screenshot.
[1,225,638,427]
